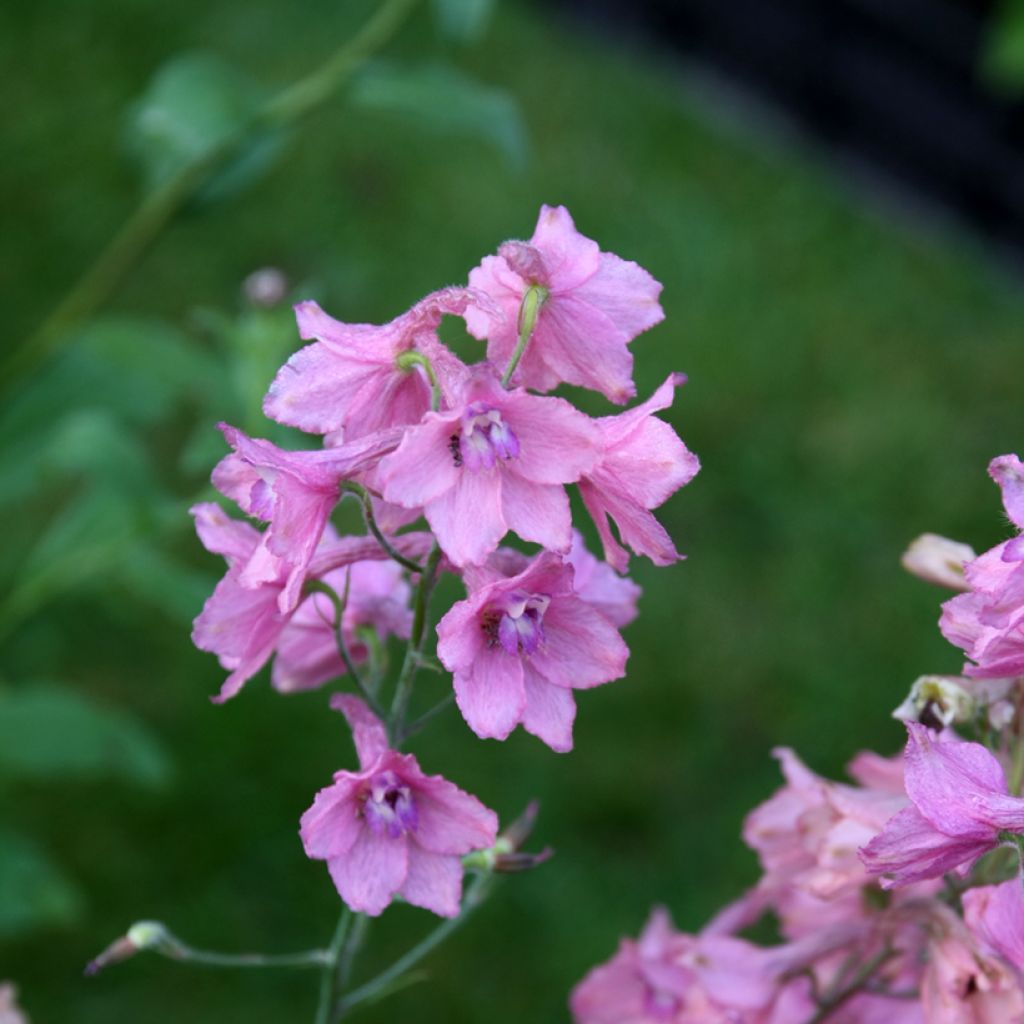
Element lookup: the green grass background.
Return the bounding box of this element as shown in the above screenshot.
[2,0,1024,1020]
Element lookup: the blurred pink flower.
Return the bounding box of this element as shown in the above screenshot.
[570,907,780,1024]
[860,724,1024,888]
[379,368,599,567]
[579,373,699,573]
[963,878,1024,973]
[941,454,1024,679]
[466,204,663,403]
[300,696,498,917]
[436,550,628,751]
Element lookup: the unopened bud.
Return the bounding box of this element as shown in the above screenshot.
[893,675,974,729]
[463,800,552,874]
[901,534,975,590]
[243,267,288,308]
[85,921,178,977]
[516,284,548,341]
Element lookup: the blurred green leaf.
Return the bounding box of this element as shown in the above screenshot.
[0,827,82,938]
[0,681,171,788]
[431,0,496,43]
[983,0,1024,94]
[351,60,527,169]
[124,52,284,202]
[115,544,215,626]
[0,316,215,506]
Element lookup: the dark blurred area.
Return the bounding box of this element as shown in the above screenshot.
[558,0,1024,263]
[1,0,1023,1021]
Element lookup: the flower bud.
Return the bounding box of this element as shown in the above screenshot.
[892,675,974,729]
[85,920,178,976]
[900,533,975,590]
[243,267,288,307]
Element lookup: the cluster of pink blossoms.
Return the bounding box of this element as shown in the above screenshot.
[573,456,1024,1022]
[192,206,699,918]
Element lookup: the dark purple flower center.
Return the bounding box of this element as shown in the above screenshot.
[362,770,418,839]
[455,402,520,472]
[481,592,549,656]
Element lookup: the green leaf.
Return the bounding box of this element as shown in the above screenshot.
[0,682,171,788]
[983,0,1024,94]
[124,52,284,202]
[115,545,216,626]
[351,61,527,170]
[431,0,496,43]
[0,827,82,938]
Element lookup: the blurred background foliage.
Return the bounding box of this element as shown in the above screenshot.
[2,0,1023,1020]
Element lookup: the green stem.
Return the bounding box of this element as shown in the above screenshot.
[395,350,442,412]
[7,0,419,385]
[336,874,494,1016]
[315,911,352,1024]
[306,580,385,718]
[342,482,424,573]
[501,284,547,388]
[399,693,455,743]
[388,543,442,744]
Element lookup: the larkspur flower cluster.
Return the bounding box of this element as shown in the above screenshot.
[572,456,1024,1023]
[192,205,699,919]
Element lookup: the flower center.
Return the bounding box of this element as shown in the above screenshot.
[482,593,549,656]
[362,770,417,839]
[455,402,520,472]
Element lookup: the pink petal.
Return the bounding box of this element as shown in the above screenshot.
[424,469,506,568]
[505,392,600,484]
[191,502,260,569]
[379,415,462,509]
[521,664,577,752]
[413,776,499,855]
[453,645,525,740]
[330,694,389,770]
[529,205,601,290]
[990,454,1024,530]
[500,474,572,553]
[963,879,1024,969]
[436,596,487,674]
[572,251,664,342]
[859,806,991,888]
[530,596,628,690]
[327,829,408,917]
[401,848,463,918]
[299,777,363,858]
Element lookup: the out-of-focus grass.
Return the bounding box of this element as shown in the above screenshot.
[2,0,1024,1021]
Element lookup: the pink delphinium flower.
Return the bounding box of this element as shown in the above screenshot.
[191,503,431,701]
[578,373,699,573]
[963,878,1024,973]
[941,455,1024,679]
[379,368,599,567]
[466,204,663,403]
[570,907,780,1024]
[264,287,487,440]
[860,723,1024,888]
[742,747,910,937]
[436,550,628,752]
[272,559,412,694]
[299,696,498,917]
[213,423,401,611]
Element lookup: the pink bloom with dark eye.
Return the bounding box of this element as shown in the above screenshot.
[191,503,431,702]
[570,907,781,1024]
[466,205,663,403]
[578,373,700,573]
[941,455,1024,679]
[213,424,401,611]
[378,368,599,567]
[264,288,486,440]
[272,560,412,694]
[436,551,628,752]
[299,696,498,918]
[860,724,1024,888]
